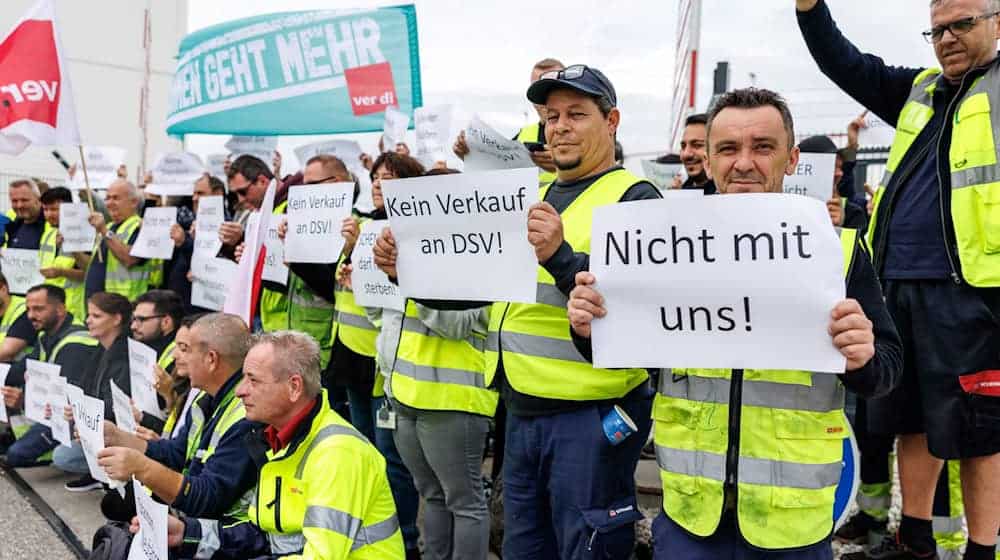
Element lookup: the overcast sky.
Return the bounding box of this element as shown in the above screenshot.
[186,1,939,164]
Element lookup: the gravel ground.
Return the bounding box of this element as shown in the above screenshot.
[0,470,76,560]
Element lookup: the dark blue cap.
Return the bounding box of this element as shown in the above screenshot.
[526,65,617,106]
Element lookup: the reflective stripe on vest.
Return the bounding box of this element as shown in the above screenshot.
[656,228,859,550]
[40,227,86,318]
[157,340,176,372]
[252,395,402,556]
[391,300,497,416]
[286,273,335,367]
[868,65,1000,287]
[0,297,26,343]
[516,123,557,185]
[484,168,648,401]
[100,214,151,300]
[37,327,99,363]
[332,235,377,358]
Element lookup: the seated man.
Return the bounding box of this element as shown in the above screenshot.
[1,285,98,467]
[98,313,259,521]
[156,331,404,559]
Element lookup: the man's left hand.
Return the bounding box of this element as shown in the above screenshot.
[97,446,145,481]
[829,298,875,371]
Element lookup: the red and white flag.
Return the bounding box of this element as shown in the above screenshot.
[0,0,80,155]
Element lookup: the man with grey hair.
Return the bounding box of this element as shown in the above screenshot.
[152,330,404,559]
[98,313,260,523]
[3,179,45,253]
[798,0,1000,558]
[80,179,153,301]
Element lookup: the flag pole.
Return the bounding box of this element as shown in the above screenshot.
[77,145,103,262]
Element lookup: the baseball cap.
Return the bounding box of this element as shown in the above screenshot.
[526,64,617,106]
[797,135,838,154]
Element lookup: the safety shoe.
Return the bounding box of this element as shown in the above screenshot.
[64,474,102,492]
[835,511,888,544]
[841,533,939,560]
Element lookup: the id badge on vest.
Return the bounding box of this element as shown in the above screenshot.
[376,401,397,430]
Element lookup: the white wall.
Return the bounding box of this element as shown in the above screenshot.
[0,0,187,199]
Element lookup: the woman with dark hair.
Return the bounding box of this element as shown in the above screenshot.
[55,291,135,491]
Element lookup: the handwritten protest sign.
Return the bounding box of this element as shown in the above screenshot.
[383,105,410,151]
[59,203,97,253]
[48,375,73,446]
[225,136,277,169]
[0,364,9,423]
[225,181,277,323]
[1,248,44,295]
[194,195,225,257]
[110,380,137,435]
[24,359,53,427]
[294,139,363,171]
[128,478,169,560]
[858,113,895,147]
[383,167,539,302]
[191,256,237,311]
[72,146,126,190]
[641,160,685,191]
[68,387,121,488]
[146,152,204,197]
[351,219,405,311]
[590,194,845,372]
[783,153,837,202]
[130,207,177,260]
[464,116,535,172]
[284,183,354,263]
[261,213,288,285]
[206,153,227,179]
[128,339,163,420]
[415,105,452,165]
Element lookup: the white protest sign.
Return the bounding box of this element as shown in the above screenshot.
[206,153,228,179]
[261,212,288,286]
[110,380,137,435]
[224,181,277,323]
[146,152,204,197]
[194,196,225,257]
[24,359,53,427]
[129,207,177,260]
[72,146,126,190]
[1,248,44,295]
[383,167,539,302]
[128,478,169,560]
[0,364,9,424]
[48,375,73,446]
[784,153,837,202]
[59,203,97,253]
[463,115,535,172]
[128,339,163,420]
[383,105,410,151]
[294,139,363,171]
[641,160,685,191]
[858,113,895,147]
[590,194,846,372]
[226,136,277,170]
[415,105,452,165]
[69,389,120,487]
[284,183,354,263]
[191,256,237,311]
[351,219,405,312]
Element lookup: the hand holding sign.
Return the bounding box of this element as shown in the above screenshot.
[829,299,875,371]
[130,208,177,260]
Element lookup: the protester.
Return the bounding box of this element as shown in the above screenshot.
[167,175,227,311]
[676,113,717,194]
[567,87,903,558]
[80,180,152,302]
[38,187,87,319]
[796,134,869,229]
[220,154,273,258]
[98,313,259,522]
[153,331,405,559]
[0,285,98,469]
[3,179,46,251]
[799,1,1000,558]
[0,272,36,362]
[130,289,182,430]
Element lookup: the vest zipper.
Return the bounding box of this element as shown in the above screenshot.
[724,369,745,504]
[935,71,972,286]
[266,476,284,533]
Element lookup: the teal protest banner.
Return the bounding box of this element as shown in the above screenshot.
[166,6,421,136]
